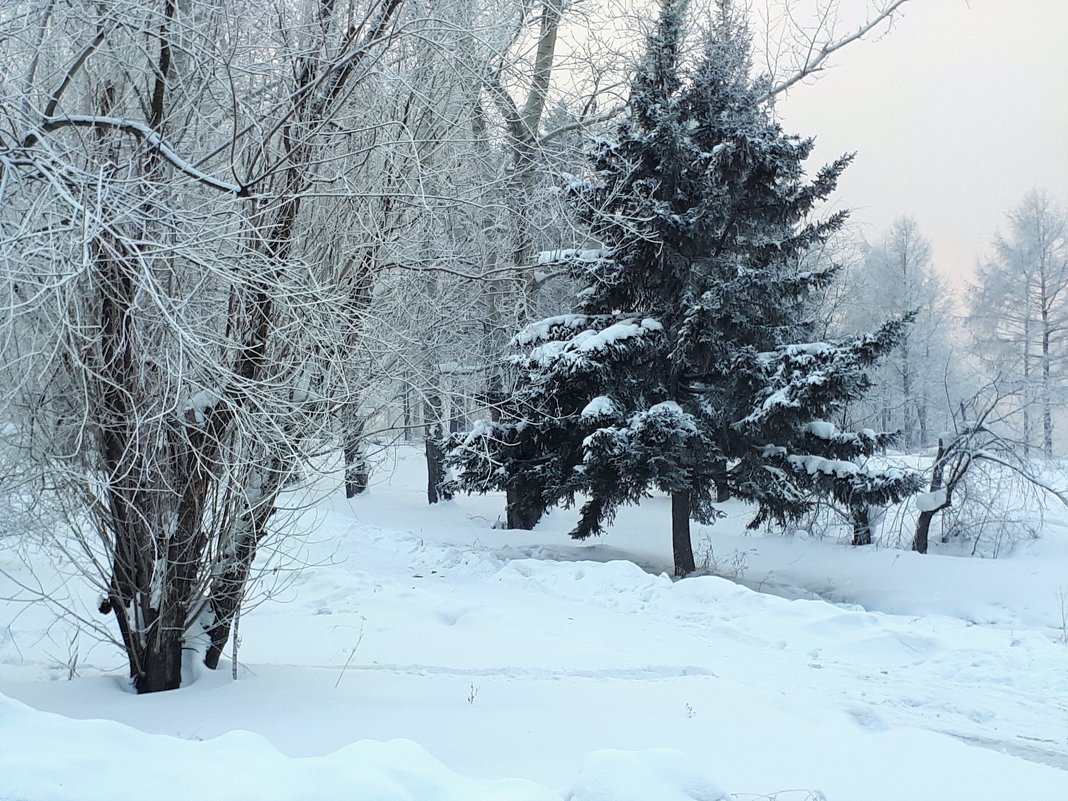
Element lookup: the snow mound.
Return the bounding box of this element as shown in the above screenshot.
[0,693,556,801]
[566,748,729,801]
[582,396,616,418]
[0,694,732,801]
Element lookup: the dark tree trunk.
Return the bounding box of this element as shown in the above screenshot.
[671,490,695,576]
[426,425,452,504]
[135,625,184,694]
[713,459,730,503]
[1042,304,1053,459]
[402,380,412,443]
[344,418,368,498]
[506,484,542,529]
[424,393,452,504]
[912,435,953,553]
[913,510,934,554]
[426,432,443,504]
[851,505,872,546]
[204,465,282,671]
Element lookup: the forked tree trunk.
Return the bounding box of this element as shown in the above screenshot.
[912,436,952,554]
[671,490,695,576]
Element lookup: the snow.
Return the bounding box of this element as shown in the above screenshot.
[787,454,859,478]
[535,248,611,266]
[514,314,590,347]
[758,386,798,413]
[581,396,616,418]
[42,115,245,194]
[524,318,663,368]
[639,401,698,433]
[3,447,1068,800]
[565,749,728,801]
[0,694,558,801]
[804,420,838,439]
[184,386,222,425]
[915,488,948,512]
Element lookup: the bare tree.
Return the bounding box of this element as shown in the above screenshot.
[851,217,954,448]
[755,0,913,101]
[0,0,408,692]
[969,190,1068,458]
[912,385,1068,554]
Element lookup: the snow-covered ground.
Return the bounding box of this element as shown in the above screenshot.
[3,446,1068,800]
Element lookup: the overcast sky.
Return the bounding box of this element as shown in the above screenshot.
[776,0,1068,292]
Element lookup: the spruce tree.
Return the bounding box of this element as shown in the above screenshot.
[448,0,921,573]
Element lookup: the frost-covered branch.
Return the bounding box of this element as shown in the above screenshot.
[36,115,245,194]
[759,0,912,102]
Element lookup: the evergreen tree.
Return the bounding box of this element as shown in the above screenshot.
[448,0,921,573]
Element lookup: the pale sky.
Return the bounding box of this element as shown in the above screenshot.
[776,0,1068,292]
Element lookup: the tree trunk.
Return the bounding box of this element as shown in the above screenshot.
[671,490,695,576]
[1023,314,1032,455]
[203,464,283,671]
[713,458,730,502]
[135,625,184,694]
[506,484,542,529]
[344,418,369,498]
[850,505,872,546]
[913,509,934,554]
[424,393,452,504]
[426,431,443,504]
[916,380,929,447]
[912,436,950,554]
[402,379,412,443]
[1041,303,1053,458]
[900,330,913,448]
[480,0,565,526]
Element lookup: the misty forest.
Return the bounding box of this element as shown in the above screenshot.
[2,0,1067,798]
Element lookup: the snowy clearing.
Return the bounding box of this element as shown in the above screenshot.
[3,447,1068,800]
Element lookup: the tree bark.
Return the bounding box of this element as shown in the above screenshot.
[203,474,281,670]
[344,418,369,498]
[1041,297,1053,458]
[135,624,184,694]
[912,436,951,553]
[426,431,445,504]
[850,505,872,546]
[900,328,913,448]
[506,484,542,529]
[713,458,730,502]
[913,509,934,554]
[425,393,451,504]
[671,490,695,576]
